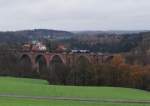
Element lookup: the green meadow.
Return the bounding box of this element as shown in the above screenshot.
[0,97,150,106]
[0,77,150,106]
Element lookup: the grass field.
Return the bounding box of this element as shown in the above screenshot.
[0,77,150,106]
[1,97,150,106]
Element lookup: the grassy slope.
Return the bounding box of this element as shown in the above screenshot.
[0,77,150,100]
[0,77,150,106]
[0,97,150,106]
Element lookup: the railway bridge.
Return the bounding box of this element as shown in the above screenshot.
[19,52,114,80]
[20,52,113,69]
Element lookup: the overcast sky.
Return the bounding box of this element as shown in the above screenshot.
[0,0,150,31]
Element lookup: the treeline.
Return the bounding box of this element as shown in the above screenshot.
[61,55,150,91]
[91,55,150,90]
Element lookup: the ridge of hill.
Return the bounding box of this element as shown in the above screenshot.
[0,29,74,43]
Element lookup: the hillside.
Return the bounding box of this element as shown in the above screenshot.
[134,32,150,54]
[62,33,143,53]
[125,32,150,65]
[1,77,150,100]
[0,77,150,106]
[0,29,74,43]
[0,29,149,53]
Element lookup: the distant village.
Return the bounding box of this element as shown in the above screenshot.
[22,41,90,53]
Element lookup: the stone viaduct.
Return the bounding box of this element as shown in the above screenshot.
[19,52,114,71]
[0,50,114,81]
[17,52,113,83]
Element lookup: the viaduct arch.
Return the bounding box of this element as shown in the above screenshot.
[19,54,33,77]
[50,54,66,64]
